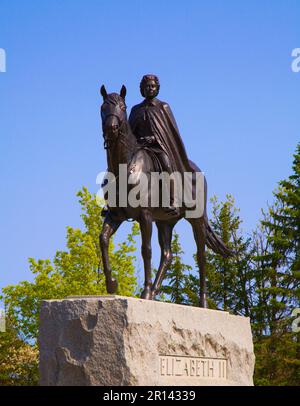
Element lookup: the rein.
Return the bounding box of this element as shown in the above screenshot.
[102,109,120,150]
[102,114,136,223]
[103,120,130,151]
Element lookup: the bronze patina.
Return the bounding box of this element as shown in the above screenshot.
[99,75,232,307]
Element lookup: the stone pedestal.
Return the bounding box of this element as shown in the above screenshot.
[39,295,255,386]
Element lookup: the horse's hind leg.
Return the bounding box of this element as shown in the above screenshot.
[138,209,153,300]
[188,217,207,308]
[151,221,174,300]
[100,216,122,294]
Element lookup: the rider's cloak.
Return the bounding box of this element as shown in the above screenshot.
[129,98,194,174]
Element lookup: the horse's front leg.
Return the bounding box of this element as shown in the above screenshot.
[138,209,153,300]
[100,216,122,294]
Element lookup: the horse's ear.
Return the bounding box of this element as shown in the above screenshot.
[100,85,108,99]
[120,85,127,100]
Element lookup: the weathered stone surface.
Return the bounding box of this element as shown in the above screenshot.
[39,295,255,386]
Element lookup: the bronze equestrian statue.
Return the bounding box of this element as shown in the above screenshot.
[99,75,232,307]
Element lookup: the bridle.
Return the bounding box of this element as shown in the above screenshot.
[101,102,127,150]
[100,96,137,222]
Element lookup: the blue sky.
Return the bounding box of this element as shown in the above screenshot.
[0,0,299,290]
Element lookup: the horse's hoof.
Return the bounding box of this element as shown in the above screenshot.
[141,285,152,300]
[106,277,118,294]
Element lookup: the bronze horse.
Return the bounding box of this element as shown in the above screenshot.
[99,85,232,307]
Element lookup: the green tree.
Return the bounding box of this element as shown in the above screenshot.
[259,143,300,332]
[1,187,139,343]
[160,231,193,304]
[0,318,38,386]
[271,143,300,277]
[205,195,254,314]
[251,145,300,385]
[251,205,298,336]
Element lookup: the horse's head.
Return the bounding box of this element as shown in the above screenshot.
[100,85,127,150]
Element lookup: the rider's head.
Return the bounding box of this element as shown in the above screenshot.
[140,74,160,99]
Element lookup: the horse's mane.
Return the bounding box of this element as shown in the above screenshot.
[121,119,137,156]
[105,93,123,106]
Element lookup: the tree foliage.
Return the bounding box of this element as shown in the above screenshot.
[205,195,254,314]
[252,144,300,385]
[0,318,38,385]
[160,231,193,304]
[1,187,139,358]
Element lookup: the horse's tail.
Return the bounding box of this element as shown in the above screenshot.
[204,215,234,258]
